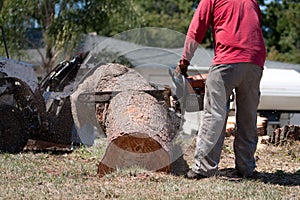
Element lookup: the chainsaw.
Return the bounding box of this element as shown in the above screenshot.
[168,68,207,113]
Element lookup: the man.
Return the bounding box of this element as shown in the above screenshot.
[176,0,266,179]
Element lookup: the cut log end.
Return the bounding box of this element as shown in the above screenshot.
[226,116,268,136]
[98,133,171,177]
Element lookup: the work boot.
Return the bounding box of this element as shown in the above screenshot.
[184,169,207,180]
[235,168,256,179]
[218,168,256,181]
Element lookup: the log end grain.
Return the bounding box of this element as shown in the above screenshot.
[226,116,268,136]
[98,133,170,177]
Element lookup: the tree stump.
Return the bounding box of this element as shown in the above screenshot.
[95,64,180,177]
[269,125,300,145]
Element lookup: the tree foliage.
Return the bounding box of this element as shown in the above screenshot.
[262,0,300,63]
[118,0,214,48]
[0,0,139,70]
[134,0,194,33]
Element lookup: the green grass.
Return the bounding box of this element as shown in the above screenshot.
[0,138,299,199]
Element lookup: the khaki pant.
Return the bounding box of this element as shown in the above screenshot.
[192,63,263,177]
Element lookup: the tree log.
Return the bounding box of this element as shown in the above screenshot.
[95,64,180,177]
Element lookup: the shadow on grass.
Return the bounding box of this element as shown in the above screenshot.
[253,170,300,186]
[170,155,190,176]
[219,168,300,186]
[169,143,190,176]
[23,149,73,155]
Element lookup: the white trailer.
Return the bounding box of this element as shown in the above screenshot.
[259,67,300,112]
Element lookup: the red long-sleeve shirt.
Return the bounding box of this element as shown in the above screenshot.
[182,0,266,67]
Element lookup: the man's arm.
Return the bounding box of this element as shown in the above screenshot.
[181,0,214,62]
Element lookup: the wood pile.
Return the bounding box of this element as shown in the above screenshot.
[226,115,268,136]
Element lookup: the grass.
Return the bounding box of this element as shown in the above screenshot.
[0,137,299,199]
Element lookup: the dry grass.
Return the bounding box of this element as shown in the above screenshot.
[0,136,299,199]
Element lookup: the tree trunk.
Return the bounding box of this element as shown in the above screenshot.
[95,64,179,177]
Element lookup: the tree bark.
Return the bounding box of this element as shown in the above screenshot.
[95,64,180,177]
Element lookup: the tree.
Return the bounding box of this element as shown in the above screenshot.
[0,0,30,59]
[135,0,194,33]
[262,0,300,63]
[0,0,139,71]
[132,0,212,49]
[131,0,201,48]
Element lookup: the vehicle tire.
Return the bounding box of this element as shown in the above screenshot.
[0,105,29,153]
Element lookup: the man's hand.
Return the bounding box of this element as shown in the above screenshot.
[175,59,190,78]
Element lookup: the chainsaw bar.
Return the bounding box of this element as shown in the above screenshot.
[77,89,167,104]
